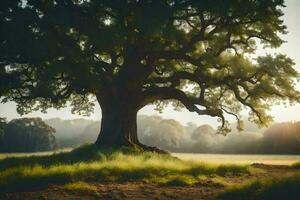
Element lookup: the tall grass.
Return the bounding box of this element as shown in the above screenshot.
[218,173,300,200]
[0,145,250,192]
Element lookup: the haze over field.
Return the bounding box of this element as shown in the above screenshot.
[33,116,299,155]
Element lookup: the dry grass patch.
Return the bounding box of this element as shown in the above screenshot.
[63,181,100,196]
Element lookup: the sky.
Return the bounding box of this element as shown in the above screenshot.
[0,0,300,127]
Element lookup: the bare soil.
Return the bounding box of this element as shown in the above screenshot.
[1,164,299,200]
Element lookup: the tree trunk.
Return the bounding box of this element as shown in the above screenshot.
[95,99,139,147]
[94,82,168,153]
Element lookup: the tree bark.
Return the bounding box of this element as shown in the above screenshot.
[93,66,168,153]
[95,100,139,147]
[94,93,168,153]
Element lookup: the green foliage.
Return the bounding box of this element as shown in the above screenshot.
[1,118,57,152]
[0,145,250,192]
[0,0,299,133]
[218,173,300,200]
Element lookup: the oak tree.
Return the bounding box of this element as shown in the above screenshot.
[0,0,299,149]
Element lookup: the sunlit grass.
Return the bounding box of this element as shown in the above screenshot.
[153,174,197,186]
[218,173,300,200]
[291,161,300,169]
[175,153,300,165]
[0,145,251,192]
[63,181,100,197]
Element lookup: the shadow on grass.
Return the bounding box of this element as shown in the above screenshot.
[0,144,156,171]
[218,173,300,200]
[0,144,105,170]
[0,144,251,193]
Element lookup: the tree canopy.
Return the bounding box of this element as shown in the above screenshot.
[0,0,299,145]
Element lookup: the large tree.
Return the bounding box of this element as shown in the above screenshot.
[0,0,299,149]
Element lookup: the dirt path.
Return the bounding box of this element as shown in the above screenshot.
[1,182,222,200]
[1,164,299,200]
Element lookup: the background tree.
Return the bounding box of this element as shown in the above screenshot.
[1,118,57,152]
[259,122,300,154]
[0,118,7,149]
[38,117,300,154]
[138,115,187,151]
[0,0,299,149]
[45,118,95,147]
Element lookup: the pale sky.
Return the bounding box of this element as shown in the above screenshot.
[0,0,300,126]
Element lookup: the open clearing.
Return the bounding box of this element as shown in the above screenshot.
[2,150,300,165]
[174,153,300,165]
[1,163,299,200]
[0,147,300,200]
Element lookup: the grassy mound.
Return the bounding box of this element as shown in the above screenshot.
[218,173,300,200]
[0,145,251,192]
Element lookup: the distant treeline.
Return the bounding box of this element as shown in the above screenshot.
[1,116,300,154]
[46,116,300,154]
[139,116,300,154]
[0,118,57,152]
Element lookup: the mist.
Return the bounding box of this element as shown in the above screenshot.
[45,116,300,154]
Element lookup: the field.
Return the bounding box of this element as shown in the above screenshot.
[0,148,72,160]
[174,153,300,165]
[2,150,300,165]
[0,146,300,200]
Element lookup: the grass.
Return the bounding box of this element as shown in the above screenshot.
[291,161,300,169]
[150,174,198,186]
[218,173,300,200]
[63,181,100,197]
[0,145,105,170]
[0,144,251,192]
[0,148,72,160]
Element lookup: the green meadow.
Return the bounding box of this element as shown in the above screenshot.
[0,145,250,192]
